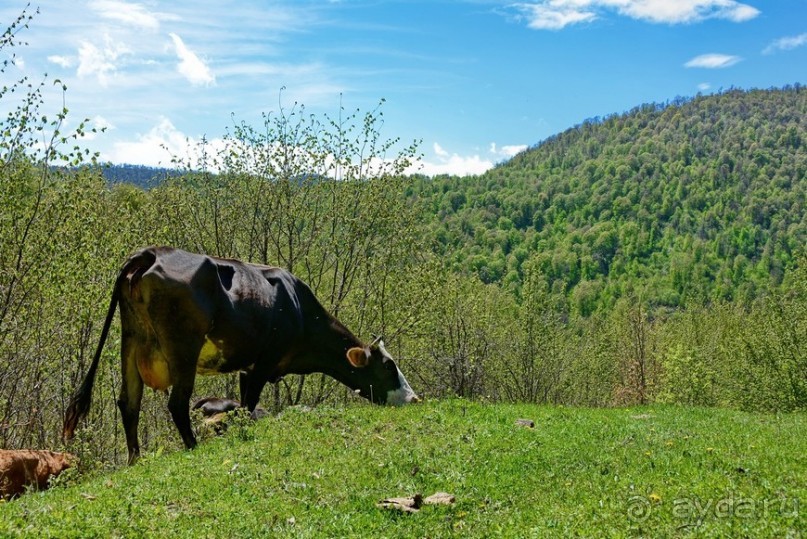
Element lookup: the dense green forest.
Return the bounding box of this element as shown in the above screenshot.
[410,87,806,315]
[0,9,804,466]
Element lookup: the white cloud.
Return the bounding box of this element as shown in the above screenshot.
[697,82,711,91]
[79,116,115,141]
[47,55,74,68]
[411,143,494,177]
[685,53,742,68]
[490,142,528,158]
[93,115,115,131]
[512,3,596,30]
[723,4,761,22]
[608,0,759,23]
[509,0,759,29]
[763,33,807,54]
[406,142,527,177]
[77,35,131,86]
[169,33,216,87]
[88,0,170,32]
[103,117,209,167]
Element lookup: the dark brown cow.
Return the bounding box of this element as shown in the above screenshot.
[64,247,418,464]
[192,396,242,416]
[193,396,267,422]
[0,450,75,499]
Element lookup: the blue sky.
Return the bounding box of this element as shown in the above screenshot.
[2,0,805,175]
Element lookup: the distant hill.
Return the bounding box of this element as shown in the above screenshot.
[99,163,182,189]
[410,86,806,314]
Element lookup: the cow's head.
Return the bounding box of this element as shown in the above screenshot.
[345,339,419,405]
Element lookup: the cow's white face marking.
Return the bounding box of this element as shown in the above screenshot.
[376,340,419,405]
[386,367,418,405]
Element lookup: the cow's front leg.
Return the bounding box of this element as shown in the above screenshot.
[239,370,269,413]
[238,371,250,408]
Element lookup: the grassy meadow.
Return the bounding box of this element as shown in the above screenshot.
[0,400,803,538]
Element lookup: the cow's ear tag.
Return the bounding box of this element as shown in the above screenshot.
[346,347,369,368]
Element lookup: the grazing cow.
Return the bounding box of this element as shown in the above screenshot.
[0,450,75,499]
[64,247,418,464]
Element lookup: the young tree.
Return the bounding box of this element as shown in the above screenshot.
[501,268,572,403]
[0,6,100,448]
[158,95,422,407]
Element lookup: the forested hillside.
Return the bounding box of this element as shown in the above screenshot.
[411,87,806,315]
[101,164,182,188]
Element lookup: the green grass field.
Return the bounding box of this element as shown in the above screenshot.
[1,400,804,538]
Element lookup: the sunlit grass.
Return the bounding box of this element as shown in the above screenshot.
[1,400,804,537]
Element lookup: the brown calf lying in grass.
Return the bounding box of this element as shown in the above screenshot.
[0,449,75,499]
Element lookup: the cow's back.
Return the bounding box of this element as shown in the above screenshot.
[209,257,305,346]
[121,248,308,380]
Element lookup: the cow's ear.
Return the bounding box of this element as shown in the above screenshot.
[346,347,369,368]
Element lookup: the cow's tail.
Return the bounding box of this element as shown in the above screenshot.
[62,276,121,442]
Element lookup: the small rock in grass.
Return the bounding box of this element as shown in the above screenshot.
[377,494,423,513]
[424,492,456,505]
[515,419,535,428]
[377,492,456,513]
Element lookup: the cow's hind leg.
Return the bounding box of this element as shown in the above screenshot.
[118,334,144,465]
